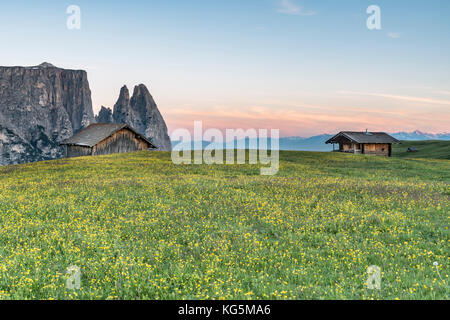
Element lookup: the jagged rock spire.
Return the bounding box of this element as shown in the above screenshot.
[95,106,113,123]
[112,84,171,151]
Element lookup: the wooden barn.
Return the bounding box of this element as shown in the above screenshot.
[326,131,399,157]
[61,123,156,158]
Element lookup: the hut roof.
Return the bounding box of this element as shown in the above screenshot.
[326,131,400,144]
[61,123,157,148]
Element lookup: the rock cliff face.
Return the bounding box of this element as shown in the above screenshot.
[95,106,114,123]
[112,84,172,151]
[0,63,95,165]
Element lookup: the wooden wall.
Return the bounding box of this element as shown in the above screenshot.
[339,143,391,157]
[66,145,93,158]
[362,143,390,157]
[92,129,150,156]
[341,143,362,154]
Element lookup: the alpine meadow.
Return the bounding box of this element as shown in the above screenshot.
[0,151,448,300]
[1,0,450,310]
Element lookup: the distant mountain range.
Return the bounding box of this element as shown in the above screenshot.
[390,130,450,141]
[172,131,450,152]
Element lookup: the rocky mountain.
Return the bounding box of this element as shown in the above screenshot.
[110,84,171,151]
[0,62,95,165]
[95,106,113,123]
[0,63,172,166]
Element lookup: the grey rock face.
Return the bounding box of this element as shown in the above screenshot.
[0,62,95,165]
[95,106,113,123]
[112,86,131,126]
[113,84,171,151]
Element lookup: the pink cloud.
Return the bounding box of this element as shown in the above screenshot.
[163,103,450,137]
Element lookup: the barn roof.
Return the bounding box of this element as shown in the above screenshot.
[326,131,400,144]
[61,123,157,148]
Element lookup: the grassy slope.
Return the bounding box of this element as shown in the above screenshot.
[0,151,448,300]
[392,140,450,160]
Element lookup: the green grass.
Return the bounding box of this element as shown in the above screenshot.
[392,140,450,160]
[0,151,448,300]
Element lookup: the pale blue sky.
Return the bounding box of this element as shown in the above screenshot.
[1,0,449,136]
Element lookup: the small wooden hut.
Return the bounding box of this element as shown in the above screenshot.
[326,131,399,157]
[61,123,156,158]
